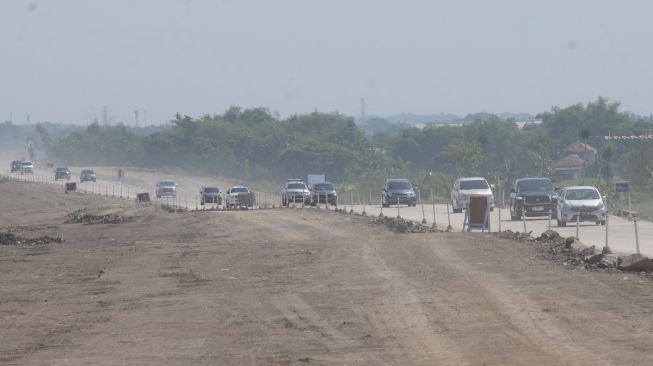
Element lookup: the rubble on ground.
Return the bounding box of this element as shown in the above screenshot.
[495,229,653,273]
[66,209,136,225]
[373,215,439,233]
[161,205,186,213]
[0,232,62,246]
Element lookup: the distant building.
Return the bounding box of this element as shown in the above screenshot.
[563,141,596,166]
[554,154,585,180]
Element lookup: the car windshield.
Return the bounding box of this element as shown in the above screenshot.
[565,189,600,200]
[82,170,94,174]
[204,187,219,193]
[314,183,334,191]
[56,168,68,171]
[388,181,412,190]
[287,183,306,190]
[22,161,33,166]
[160,181,175,187]
[460,180,489,190]
[517,179,552,192]
[231,187,248,193]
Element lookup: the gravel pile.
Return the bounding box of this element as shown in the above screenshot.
[66,209,136,225]
[374,215,437,233]
[497,229,622,271]
[0,232,63,246]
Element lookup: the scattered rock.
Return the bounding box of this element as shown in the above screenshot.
[0,232,62,246]
[373,216,438,234]
[66,209,136,225]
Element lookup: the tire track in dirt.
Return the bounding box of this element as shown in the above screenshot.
[360,241,471,365]
[428,237,614,366]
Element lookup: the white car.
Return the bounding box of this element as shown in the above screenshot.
[556,186,605,226]
[451,177,494,213]
[20,161,34,174]
[225,186,254,208]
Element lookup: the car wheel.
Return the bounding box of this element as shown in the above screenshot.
[601,220,606,225]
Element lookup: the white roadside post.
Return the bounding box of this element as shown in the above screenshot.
[379,192,383,217]
[431,188,437,228]
[498,207,502,232]
[396,197,400,218]
[369,189,372,210]
[548,208,552,230]
[575,208,580,240]
[420,189,426,224]
[634,214,641,255]
[350,191,354,214]
[522,210,527,234]
[446,201,452,231]
[361,191,366,216]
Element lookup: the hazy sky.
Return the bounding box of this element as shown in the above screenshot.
[2,0,653,125]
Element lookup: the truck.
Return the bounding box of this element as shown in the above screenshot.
[307,174,326,188]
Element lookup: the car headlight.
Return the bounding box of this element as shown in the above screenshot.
[515,196,523,201]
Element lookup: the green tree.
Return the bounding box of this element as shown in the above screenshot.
[440,139,484,177]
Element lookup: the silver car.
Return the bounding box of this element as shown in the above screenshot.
[156,180,177,198]
[556,186,605,226]
[451,177,494,213]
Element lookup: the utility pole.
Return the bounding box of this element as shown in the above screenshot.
[143,110,147,126]
[134,110,139,127]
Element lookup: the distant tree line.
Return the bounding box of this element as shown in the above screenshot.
[47,98,653,195]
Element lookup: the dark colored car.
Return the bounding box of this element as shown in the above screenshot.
[10,160,22,172]
[80,169,97,182]
[509,177,557,220]
[310,182,337,206]
[382,178,417,207]
[200,186,221,205]
[54,167,71,180]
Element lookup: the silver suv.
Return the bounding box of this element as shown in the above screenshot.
[282,179,310,206]
[156,180,177,198]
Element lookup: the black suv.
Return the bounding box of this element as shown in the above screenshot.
[54,167,71,180]
[509,177,557,220]
[10,160,22,172]
[310,182,337,206]
[382,178,417,207]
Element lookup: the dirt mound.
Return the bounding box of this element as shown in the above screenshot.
[0,232,63,246]
[66,209,136,225]
[374,215,438,233]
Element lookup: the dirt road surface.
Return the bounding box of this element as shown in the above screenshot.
[1,180,653,365]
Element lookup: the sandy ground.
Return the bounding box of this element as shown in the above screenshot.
[1,180,653,365]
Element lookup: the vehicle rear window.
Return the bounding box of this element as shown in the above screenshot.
[160,181,175,186]
[231,187,248,193]
[288,183,306,189]
[388,181,412,190]
[314,183,333,191]
[204,187,219,193]
[564,189,600,200]
[82,170,94,174]
[460,180,489,190]
[517,179,552,192]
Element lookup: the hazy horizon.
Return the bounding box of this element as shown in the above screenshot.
[2,0,653,126]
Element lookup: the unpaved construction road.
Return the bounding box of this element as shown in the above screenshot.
[1,180,653,365]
